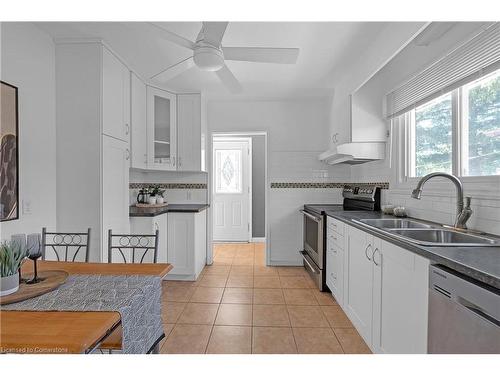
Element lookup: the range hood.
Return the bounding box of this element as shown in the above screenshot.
[318,142,385,165]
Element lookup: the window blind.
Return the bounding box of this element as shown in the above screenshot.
[385,23,500,119]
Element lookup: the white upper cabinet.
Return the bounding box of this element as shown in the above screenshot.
[147,86,177,170]
[102,48,130,142]
[130,73,148,169]
[177,94,202,171]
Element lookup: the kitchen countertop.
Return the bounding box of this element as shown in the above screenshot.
[325,210,500,289]
[129,203,209,217]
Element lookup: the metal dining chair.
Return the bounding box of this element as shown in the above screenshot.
[101,229,161,354]
[107,229,159,264]
[41,227,91,262]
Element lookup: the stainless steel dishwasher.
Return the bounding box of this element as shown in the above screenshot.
[428,265,500,353]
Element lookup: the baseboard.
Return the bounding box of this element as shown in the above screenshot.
[251,237,266,243]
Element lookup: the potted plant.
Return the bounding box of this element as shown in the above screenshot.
[0,241,27,296]
[155,186,166,204]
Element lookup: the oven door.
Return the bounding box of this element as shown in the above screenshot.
[300,210,324,268]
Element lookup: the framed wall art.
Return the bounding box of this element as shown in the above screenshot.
[0,81,19,222]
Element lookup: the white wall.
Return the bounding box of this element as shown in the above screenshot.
[208,97,349,265]
[0,22,56,240]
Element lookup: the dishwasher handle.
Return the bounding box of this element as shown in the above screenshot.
[300,210,322,223]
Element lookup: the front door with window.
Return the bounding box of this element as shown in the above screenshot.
[213,139,251,242]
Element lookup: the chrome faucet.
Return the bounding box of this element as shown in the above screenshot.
[411,172,473,229]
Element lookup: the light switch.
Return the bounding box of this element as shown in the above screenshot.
[22,200,32,215]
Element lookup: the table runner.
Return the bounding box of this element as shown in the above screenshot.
[1,274,163,354]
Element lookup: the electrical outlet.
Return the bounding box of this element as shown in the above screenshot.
[22,200,32,215]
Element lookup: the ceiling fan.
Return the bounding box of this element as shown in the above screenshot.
[148,22,300,93]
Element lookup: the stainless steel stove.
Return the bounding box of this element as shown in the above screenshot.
[300,185,381,291]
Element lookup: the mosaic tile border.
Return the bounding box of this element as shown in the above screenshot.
[130,183,207,190]
[270,182,389,189]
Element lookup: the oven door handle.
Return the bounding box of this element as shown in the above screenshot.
[300,210,322,223]
[300,251,319,274]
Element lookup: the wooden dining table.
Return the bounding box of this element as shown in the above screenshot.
[0,260,172,354]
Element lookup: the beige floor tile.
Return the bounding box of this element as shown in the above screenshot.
[158,323,176,348]
[212,258,234,266]
[252,327,297,354]
[226,275,254,288]
[163,280,197,288]
[334,328,371,354]
[161,324,212,354]
[222,288,253,304]
[321,305,353,328]
[253,276,281,288]
[253,257,266,266]
[206,326,252,354]
[230,265,254,276]
[253,266,278,276]
[253,288,285,305]
[203,265,231,276]
[283,289,318,305]
[277,267,307,277]
[215,304,253,326]
[312,289,338,306]
[163,286,196,302]
[198,274,228,288]
[293,327,344,354]
[232,257,254,265]
[280,276,310,289]
[189,287,224,303]
[177,303,219,325]
[253,304,290,327]
[161,302,186,324]
[304,275,318,288]
[287,305,329,327]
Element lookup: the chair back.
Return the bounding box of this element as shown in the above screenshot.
[107,230,159,264]
[41,227,91,262]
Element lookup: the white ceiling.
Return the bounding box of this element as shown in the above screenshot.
[36,21,389,98]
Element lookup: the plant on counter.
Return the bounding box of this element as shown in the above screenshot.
[149,185,166,198]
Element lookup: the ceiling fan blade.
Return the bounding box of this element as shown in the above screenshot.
[223,47,300,64]
[150,57,195,81]
[200,22,228,46]
[148,22,196,50]
[215,65,242,94]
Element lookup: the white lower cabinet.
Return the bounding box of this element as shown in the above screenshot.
[326,217,345,305]
[130,211,207,280]
[344,224,430,354]
[167,211,207,280]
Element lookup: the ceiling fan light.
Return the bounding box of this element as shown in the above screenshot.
[193,46,225,71]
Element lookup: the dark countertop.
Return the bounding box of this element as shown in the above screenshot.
[325,210,500,289]
[130,204,209,217]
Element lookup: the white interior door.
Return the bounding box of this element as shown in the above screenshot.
[213,139,251,242]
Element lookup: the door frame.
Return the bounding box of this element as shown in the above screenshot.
[207,131,269,265]
[212,136,252,243]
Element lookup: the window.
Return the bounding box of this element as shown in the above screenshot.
[407,69,500,178]
[215,149,242,194]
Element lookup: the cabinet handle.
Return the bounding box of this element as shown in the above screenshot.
[154,222,159,231]
[172,156,176,166]
[178,157,182,168]
[125,148,130,160]
[144,153,148,164]
[372,248,381,266]
[125,123,130,135]
[365,244,372,261]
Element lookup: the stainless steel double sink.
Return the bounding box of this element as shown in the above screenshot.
[353,218,500,247]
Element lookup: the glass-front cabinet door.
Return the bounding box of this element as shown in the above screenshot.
[147,87,177,170]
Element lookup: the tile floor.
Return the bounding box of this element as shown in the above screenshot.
[159,242,371,354]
